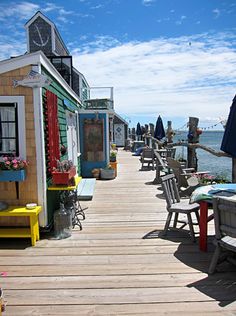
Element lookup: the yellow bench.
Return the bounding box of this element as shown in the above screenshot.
[0,206,42,246]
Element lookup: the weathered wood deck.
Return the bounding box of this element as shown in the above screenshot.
[1,150,236,315]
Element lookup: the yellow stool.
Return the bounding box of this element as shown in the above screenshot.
[0,206,42,246]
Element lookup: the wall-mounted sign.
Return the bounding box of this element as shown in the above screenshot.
[13,70,52,88]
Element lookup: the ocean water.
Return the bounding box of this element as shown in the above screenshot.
[173,131,232,181]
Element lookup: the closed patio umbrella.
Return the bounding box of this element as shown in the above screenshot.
[136,122,142,140]
[221,95,236,157]
[136,122,142,136]
[154,115,165,140]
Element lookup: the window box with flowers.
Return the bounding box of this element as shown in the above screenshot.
[52,160,76,185]
[0,156,28,182]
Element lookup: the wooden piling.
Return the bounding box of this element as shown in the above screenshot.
[187,117,199,170]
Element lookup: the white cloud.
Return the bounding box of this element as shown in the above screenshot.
[91,4,104,10]
[0,1,39,20]
[176,15,187,25]
[213,8,220,19]
[72,32,236,127]
[142,0,156,6]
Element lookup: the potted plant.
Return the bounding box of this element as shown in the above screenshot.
[91,168,100,179]
[52,160,76,185]
[100,164,115,180]
[110,150,117,162]
[0,156,28,181]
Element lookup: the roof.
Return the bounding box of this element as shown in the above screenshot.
[0,50,81,105]
[24,11,70,56]
[114,112,129,125]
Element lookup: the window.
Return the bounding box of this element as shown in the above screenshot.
[49,56,73,87]
[0,96,26,159]
[0,103,18,155]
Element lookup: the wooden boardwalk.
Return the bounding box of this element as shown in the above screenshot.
[1,150,236,315]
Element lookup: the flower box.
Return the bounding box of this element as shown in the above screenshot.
[52,166,76,185]
[0,169,26,182]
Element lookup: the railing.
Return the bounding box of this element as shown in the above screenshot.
[83,98,114,110]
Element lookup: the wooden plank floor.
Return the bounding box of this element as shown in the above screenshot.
[1,150,236,315]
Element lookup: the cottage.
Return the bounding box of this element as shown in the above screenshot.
[0,11,125,234]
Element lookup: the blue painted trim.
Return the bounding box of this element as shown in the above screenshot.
[79,113,109,177]
[63,99,75,111]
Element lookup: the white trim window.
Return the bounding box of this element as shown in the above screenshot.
[0,96,26,159]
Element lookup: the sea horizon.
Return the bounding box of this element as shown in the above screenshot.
[173,130,231,181]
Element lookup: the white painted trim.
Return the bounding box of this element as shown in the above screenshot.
[33,86,48,227]
[75,110,81,154]
[24,12,70,56]
[114,112,129,125]
[79,109,114,115]
[0,51,82,106]
[51,28,56,55]
[0,96,26,159]
[26,27,30,54]
[25,11,55,29]
[105,114,110,162]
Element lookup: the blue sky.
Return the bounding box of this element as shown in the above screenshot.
[0,0,236,130]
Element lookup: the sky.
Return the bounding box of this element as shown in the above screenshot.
[0,0,235,130]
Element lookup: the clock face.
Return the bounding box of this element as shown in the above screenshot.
[28,16,52,54]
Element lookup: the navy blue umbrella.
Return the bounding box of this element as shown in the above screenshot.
[221,95,236,157]
[154,115,165,140]
[136,122,142,136]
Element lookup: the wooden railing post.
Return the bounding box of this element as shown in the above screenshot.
[166,121,173,143]
[187,117,199,170]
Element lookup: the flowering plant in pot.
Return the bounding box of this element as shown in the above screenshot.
[0,156,29,181]
[0,156,28,170]
[52,160,76,185]
[110,150,117,162]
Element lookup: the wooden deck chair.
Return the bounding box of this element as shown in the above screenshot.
[153,150,170,183]
[166,157,204,197]
[208,197,236,274]
[161,174,200,242]
[166,147,176,159]
[140,148,155,170]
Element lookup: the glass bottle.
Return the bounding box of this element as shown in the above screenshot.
[54,203,72,239]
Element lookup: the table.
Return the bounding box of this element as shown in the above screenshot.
[0,206,42,246]
[48,176,85,230]
[190,184,236,251]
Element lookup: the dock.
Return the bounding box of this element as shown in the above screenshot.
[1,150,236,315]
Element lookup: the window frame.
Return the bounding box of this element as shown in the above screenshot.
[0,96,26,159]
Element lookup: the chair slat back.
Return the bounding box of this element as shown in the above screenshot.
[166,148,176,158]
[161,174,180,209]
[213,197,236,239]
[154,150,167,168]
[166,157,189,187]
[142,148,154,159]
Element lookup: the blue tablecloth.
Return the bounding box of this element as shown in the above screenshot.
[190,184,236,204]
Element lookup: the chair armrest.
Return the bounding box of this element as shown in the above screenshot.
[183,168,195,173]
